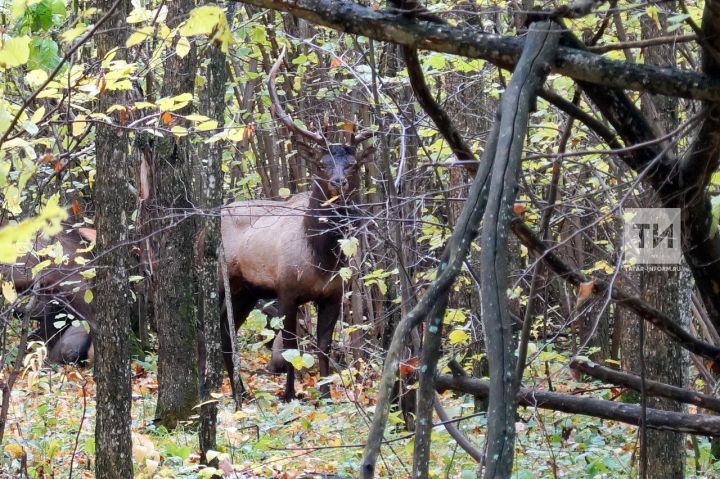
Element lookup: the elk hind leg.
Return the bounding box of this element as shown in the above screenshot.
[278,298,299,401]
[316,296,341,398]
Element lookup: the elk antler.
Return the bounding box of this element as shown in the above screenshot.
[268,47,324,145]
[351,128,375,145]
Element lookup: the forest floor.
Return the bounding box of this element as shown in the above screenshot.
[1,342,719,478]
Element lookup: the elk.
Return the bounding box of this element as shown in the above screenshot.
[219,48,373,401]
[1,225,96,365]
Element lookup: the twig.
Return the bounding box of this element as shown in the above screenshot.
[0,0,124,148]
[588,34,697,53]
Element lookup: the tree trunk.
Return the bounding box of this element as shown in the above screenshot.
[196,34,228,458]
[637,10,687,477]
[93,0,134,476]
[153,0,200,428]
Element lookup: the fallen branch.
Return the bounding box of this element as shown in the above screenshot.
[570,357,720,413]
[436,374,720,436]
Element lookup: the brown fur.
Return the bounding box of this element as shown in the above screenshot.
[219,145,363,401]
[1,225,95,365]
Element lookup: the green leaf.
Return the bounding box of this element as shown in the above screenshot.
[27,37,60,71]
[710,196,720,238]
[163,442,191,460]
[426,53,446,69]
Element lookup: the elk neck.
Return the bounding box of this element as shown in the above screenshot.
[303,178,357,273]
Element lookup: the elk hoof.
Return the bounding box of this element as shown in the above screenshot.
[318,384,331,399]
[281,390,297,402]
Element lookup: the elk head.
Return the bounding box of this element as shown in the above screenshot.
[268,47,374,207]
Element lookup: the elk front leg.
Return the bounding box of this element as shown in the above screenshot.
[316,296,341,398]
[278,299,299,402]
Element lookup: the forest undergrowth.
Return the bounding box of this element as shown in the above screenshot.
[2,332,718,479]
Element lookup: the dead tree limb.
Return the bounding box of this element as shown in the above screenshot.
[570,357,720,413]
[436,374,720,436]
[480,21,560,479]
[232,0,720,101]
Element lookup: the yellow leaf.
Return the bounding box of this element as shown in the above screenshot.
[31,259,51,277]
[127,6,153,24]
[0,195,67,264]
[338,237,359,258]
[338,266,352,282]
[30,106,45,124]
[25,69,48,88]
[79,267,96,279]
[0,36,31,69]
[11,0,41,18]
[126,26,154,48]
[226,127,245,142]
[448,329,470,345]
[443,308,467,324]
[156,92,193,112]
[61,24,89,43]
[646,5,659,26]
[278,187,291,199]
[196,119,218,131]
[180,5,232,53]
[171,125,188,137]
[72,114,87,137]
[3,443,23,459]
[176,36,191,58]
[84,289,93,304]
[2,281,17,303]
[185,114,210,122]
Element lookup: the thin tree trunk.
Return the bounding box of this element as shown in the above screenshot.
[94,0,133,475]
[638,10,687,477]
[196,31,228,459]
[153,0,200,428]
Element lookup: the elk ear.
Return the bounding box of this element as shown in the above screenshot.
[296,141,321,163]
[357,145,376,164]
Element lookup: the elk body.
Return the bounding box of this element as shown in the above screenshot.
[218,49,373,401]
[0,225,95,365]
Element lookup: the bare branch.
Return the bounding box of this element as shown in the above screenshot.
[267,46,324,144]
[234,0,720,101]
